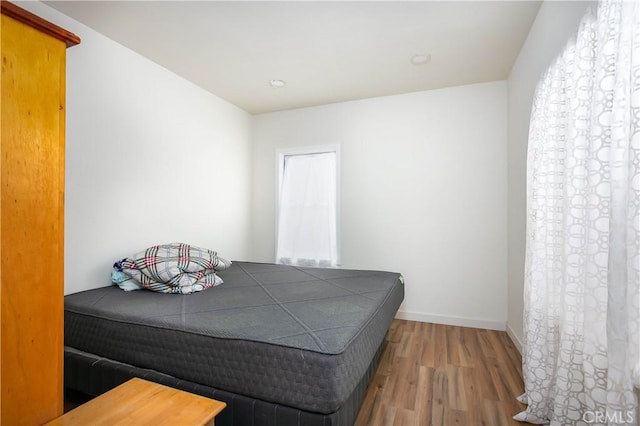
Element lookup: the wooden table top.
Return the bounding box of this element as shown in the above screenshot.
[46,378,226,426]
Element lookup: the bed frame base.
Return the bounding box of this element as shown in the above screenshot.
[64,342,384,426]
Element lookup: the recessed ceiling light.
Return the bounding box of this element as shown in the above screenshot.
[269,79,286,88]
[410,54,432,65]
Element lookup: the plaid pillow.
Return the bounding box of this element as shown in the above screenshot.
[112,242,231,294]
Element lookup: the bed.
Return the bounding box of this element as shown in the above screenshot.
[64,261,404,425]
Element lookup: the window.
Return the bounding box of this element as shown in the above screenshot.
[276,146,339,267]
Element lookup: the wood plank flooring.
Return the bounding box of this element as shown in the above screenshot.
[355,319,526,426]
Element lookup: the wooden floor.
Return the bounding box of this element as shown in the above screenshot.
[354,319,526,426]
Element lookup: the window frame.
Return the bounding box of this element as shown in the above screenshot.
[275,144,341,266]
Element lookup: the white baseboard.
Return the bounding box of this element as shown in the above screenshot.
[506,323,523,354]
[395,310,506,331]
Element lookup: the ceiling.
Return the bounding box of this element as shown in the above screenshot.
[46,1,541,115]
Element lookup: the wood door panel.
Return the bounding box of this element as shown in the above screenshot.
[1,13,65,426]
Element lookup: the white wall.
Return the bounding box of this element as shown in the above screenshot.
[17,1,592,333]
[507,1,592,350]
[17,2,254,295]
[253,81,508,330]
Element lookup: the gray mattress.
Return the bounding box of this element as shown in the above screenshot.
[64,261,404,414]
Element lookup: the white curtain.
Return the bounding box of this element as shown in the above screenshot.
[516,0,639,424]
[276,152,337,267]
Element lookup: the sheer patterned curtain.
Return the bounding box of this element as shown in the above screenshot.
[516,0,639,424]
[276,152,338,267]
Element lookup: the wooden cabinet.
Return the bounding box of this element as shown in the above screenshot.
[1,2,79,425]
